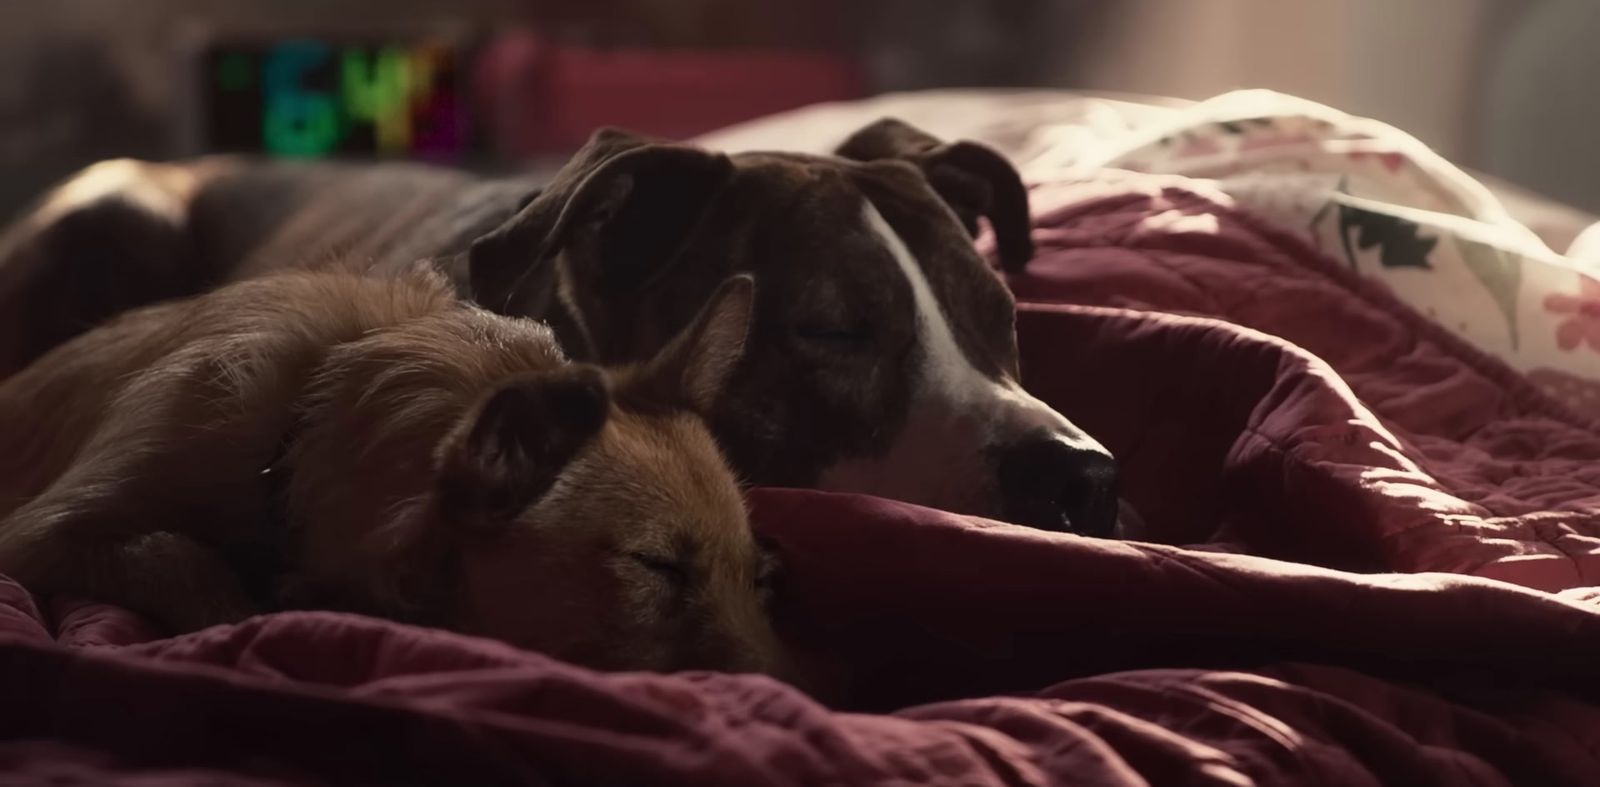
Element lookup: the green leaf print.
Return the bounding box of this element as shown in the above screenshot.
[1339,203,1438,270]
[1215,117,1277,135]
[1455,238,1522,349]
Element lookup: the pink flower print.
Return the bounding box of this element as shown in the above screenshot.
[1348,149,1407,174]
[1544,275,1600,353]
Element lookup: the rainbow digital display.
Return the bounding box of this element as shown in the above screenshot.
[202,38,475,160]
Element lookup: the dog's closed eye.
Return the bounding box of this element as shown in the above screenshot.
[628,552,688,587]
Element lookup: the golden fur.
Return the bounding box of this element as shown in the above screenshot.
[0,267,780,673]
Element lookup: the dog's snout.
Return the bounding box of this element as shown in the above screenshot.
[997,435,1120,537]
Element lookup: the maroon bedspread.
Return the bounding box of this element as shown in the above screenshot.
[1005,177,1600,591]
[5,508,1600,786]
[3,171,1599,784]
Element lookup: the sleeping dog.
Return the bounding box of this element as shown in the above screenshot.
[0,267,783,674]
[0,119,1119,535]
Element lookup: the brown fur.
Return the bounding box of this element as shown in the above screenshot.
[0,268,781,673]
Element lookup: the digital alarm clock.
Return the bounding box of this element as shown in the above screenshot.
[197,36,478,161]
[186,29,864,164]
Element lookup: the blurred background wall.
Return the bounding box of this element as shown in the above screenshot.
[1,1,1595,220]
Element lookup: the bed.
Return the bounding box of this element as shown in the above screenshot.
[3,89,1599,785]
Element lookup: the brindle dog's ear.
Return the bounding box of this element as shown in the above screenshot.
[835,118,1034,272]
[468,127,734,315]
[632,274,754,415]
[437,365,611,532]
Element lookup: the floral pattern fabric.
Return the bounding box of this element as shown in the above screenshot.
[1034,89,1600,421]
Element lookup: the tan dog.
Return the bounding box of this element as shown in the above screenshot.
[0,267,781,674]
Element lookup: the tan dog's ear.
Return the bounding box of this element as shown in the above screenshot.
[468,127,734,315]
[835,118,1034,272]
[436,365,611,531]
[631,274,754,415]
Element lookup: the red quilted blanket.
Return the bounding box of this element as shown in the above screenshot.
[2,173,1598,785]
[1008,177,1600,590]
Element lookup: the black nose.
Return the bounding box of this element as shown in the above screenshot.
[997,435,1120,537]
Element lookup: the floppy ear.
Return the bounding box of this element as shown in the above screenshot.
[835,118,1034,272]
[468,127,734,315]
[436,365,611,532]
[634,274,755,415]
